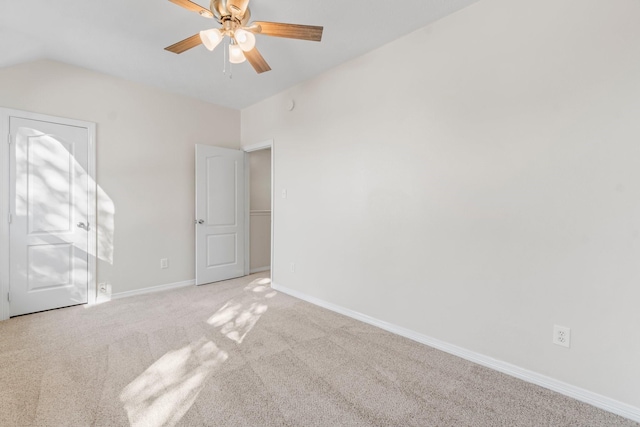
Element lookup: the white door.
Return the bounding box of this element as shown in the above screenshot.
[9,117,89,316]
[195,144,245,285]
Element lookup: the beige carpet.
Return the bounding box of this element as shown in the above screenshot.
[0,272,636,427]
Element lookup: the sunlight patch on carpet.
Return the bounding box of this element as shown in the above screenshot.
[206,276,274,343]
[120,337,228,427]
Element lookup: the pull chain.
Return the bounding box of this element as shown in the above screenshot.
[223,37,228,75]
[222,37,233,79]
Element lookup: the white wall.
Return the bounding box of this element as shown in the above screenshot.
[242,0,640,410]
[0,60,241,294]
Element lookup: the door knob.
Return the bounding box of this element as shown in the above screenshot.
[195,219,205,225]
[77,222,89,230]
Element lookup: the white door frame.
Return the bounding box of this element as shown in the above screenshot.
[0,108,97,321]
[243,139,274,280]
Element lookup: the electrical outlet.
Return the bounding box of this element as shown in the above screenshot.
[99,283,107,293]
[553,325,571,348]
[282,189,288,199]
[290,262,295,273]
[160,258,168,269]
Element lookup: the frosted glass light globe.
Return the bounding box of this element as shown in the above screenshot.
[200,28,223,51]
[234,29,256,52]
[229,43,247,63]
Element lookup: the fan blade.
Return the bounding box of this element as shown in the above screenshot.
[168,0,213,18]
[244,47,271,74]
[251,21,323,42]
[165,34,203,54]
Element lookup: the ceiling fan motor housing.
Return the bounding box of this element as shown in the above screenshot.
[211,0,251,25]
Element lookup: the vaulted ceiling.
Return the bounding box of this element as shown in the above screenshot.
[0,0,478,109]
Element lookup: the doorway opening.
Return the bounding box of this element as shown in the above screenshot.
[247,147,272,275]
[244,140,274,283]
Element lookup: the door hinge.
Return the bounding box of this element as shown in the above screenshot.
[7,292,10,303]
[7,213,11,224]
[7,133,11,145]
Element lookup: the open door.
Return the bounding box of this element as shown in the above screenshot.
[195,144,245,285]
[9,117,91,316]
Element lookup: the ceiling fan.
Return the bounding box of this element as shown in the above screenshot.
[165,0,324,74]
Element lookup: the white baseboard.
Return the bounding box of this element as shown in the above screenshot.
[250,267,271,274]
[271,282,640,423]
[110,279,195,300]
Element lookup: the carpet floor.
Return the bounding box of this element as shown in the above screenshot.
[0,272,636,427]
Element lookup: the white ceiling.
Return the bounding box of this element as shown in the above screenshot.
[0,0,479,110]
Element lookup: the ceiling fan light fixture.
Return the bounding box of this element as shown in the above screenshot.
[200,28,223,51]
[229,43,247,63]
[166,0,324,74]
[234,29,255,51]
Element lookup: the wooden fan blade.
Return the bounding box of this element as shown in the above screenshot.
[251,21,323,42]
[244,47,271,74]
[168,0,213,18]
[165,34,203,54]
